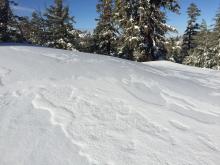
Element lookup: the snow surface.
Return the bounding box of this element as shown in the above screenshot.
[0,45,220,165]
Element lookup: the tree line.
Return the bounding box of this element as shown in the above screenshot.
[0,0,220,69]
[166,3,220,70]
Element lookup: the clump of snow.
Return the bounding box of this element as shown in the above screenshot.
[0,45,220,165]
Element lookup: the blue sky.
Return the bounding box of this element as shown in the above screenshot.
[14,0,220,34]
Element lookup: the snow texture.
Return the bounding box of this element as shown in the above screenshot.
[0,45,220,165]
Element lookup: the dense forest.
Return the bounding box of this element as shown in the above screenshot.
[0,0,220,69]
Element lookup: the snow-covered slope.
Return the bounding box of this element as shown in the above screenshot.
[0,45,220,165]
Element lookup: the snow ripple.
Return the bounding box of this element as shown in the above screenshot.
[31,84,176,165]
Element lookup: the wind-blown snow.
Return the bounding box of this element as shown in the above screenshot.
[0,45,220,165]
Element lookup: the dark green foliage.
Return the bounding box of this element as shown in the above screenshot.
[0,0,11,41]
[28,11,47,45]
[77,31,96,53]
[183,20,214,68]
[114,0,180,61]
[93,0,118,55]
[182,6,220,70]
[44,0,79,50]
[166,36,182,62]
[180,3,201,63]
[208,7,220,69]
[0,0,24,42]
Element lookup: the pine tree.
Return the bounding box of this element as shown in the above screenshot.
[29,11,47,45]
[166,36,181,62]
[0,0,10,41]
[140,0,180,61]
[0,0,24,42]
[114,0,141,60]
[115,0,179,61]
[210,7,220,69]
[180,3,201,63]
[17,16,32,43]
[93,0,117,55]
[44,0,78,50]
[183,20,214,68]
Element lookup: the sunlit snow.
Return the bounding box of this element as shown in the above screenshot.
[0,45,220,165]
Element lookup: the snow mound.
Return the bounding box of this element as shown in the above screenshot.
[0,45,220,165]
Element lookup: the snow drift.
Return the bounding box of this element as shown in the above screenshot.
[0,45,220,165]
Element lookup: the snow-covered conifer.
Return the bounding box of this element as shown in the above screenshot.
[180,3,201,63]
[210,7,220,69]
[44,0,79,50]
[183,20,214,68]
[93,0,118,55]
[0,0,24,42]
[115,0,179,61]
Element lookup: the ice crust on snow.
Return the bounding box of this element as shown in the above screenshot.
[0,45,220,165]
